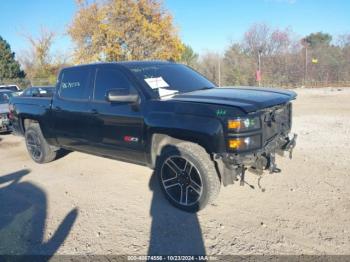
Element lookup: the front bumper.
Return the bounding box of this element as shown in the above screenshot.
[215,132,297,186]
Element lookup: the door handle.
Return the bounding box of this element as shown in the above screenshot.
[90,109,98,114]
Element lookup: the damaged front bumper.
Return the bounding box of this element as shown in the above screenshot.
[214,133,297,186]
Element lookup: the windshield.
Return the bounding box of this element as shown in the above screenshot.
[0,92,13,104]
[127,63,216,98]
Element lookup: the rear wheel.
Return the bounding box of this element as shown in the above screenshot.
[156,142,220,212]
[25,123,57,163]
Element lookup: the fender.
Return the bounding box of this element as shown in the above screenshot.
[144,111,225,167]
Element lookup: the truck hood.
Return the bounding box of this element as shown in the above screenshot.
[171,86,297,113]
[0,103,9,114]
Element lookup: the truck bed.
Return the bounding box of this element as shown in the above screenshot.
[9,96,52,135]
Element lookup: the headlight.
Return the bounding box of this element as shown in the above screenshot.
[228,116,260,132]
[228,135,261,151]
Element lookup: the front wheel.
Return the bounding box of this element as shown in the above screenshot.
[25,123,57,164]
[156,142,221,212]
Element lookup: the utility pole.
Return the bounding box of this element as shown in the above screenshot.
[301,38,309,86]
[258,51,261,86]
[218,54,221,87]
[256,49,262,87]
[304,46,308,85]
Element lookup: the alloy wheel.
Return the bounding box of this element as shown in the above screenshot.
[26,132,42,161]
[161,156,203,206]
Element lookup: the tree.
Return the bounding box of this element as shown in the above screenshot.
[20,28,67,85]
[23,27,55,68]
[237,23,302,86]
[0,36,25,81]
[242,23,295,56]
[196,52,222,85]
[223,44,255,86]
[337,34,350,47]
[303,32,332,48]
[180,44,198,67]
[68,0,184,63]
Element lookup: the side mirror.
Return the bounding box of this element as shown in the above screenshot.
[106,89,139,103]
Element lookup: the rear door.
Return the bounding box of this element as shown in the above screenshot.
[52,66,94,151]
[88,65,145,164]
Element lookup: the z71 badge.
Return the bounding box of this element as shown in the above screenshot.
[123,136,139,142]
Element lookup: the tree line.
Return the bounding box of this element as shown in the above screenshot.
[0,0,349,88]
[193,25,350,88]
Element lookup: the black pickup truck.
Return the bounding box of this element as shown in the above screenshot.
[10,61,297,212]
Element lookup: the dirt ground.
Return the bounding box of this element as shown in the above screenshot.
[0,87,349,256]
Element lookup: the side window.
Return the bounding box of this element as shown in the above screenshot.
[23,89,32,96]
[94,68,135,101]
[59,67,91,100]
[32,88,39,97]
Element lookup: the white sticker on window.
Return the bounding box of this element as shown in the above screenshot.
[144,77,169,89]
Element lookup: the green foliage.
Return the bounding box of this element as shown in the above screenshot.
[223,44,255,86]
[303,32,332,47]
[181,44,199,67]
[0,36,25,81]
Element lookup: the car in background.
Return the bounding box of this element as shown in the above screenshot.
[0,89,14,133]
[0,85,20,92]
[21,86,55,98]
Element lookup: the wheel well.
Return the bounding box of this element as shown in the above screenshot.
[150,133,207,169]
[23,119,38,133]
[150,133,222,186]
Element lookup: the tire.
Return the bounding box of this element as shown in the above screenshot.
[156,142,220,212]
[25,123,57,164]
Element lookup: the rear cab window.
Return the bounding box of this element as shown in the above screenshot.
[58,67,92,100]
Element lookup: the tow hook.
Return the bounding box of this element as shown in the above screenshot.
[239,167,245,186]
[283,133,298,159]
[268,153,281,174]
[239,167,255,189]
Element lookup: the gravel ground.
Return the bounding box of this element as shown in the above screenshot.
[0,87,349,256]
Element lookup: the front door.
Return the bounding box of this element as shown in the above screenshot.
[89,65,145,164]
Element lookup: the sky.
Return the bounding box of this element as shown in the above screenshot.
[0,0,349,57]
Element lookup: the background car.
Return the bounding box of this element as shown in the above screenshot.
[0,89,14,133]
[21,86,55,97]
[0,85,20,92]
